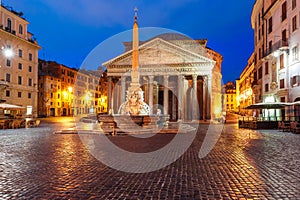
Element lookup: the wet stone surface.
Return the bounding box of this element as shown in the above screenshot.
[0,118,299,199]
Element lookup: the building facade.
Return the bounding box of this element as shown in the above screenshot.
[0,5,40,117]
[104,33,223,121]
[38,60,108,117]
[223,81,237,113]
[236,53,255,116]
[251,0,300,119]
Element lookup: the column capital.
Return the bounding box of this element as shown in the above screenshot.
[192,74,198,80]
[148,75,154,82]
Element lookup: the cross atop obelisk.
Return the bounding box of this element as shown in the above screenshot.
[130,6,140,88]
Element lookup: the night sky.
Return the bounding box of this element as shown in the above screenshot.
[3,0,255,83]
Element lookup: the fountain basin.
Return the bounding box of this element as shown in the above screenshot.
[97,114,169,134]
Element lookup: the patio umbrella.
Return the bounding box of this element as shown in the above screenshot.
[245,102,288,109]
[290,101,300,105]
[0,103,25,110]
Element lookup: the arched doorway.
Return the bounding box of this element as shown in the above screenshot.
[50,108,55,116]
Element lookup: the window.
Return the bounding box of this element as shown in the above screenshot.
[282,29,287,42]
[28,93,31,99]
[265,83,269,92]
[282,2,287,21]
[7,18,11,31]
[291,76,300,87]
[19,25,23,34]
[18,92,22,98]
[18,76,22,85]
[292,15,297,32]
[265,62,269,75]
[29,53,33,61]
[18,49,23,58]
[29,66,32,72]
[18,63,23,70]
[254,71,257,82]
[6,59,11,67]
[28,78,32,86]
[280,54,284,69]
[268,17,272,33]
[6,73,11,82]
[292,0,296,10]
[259,48,262,59]
[258,67,262,79]
[280,79,285,88]
[292,46,299,61]
[269,41,272,50]
[6,90,10,97]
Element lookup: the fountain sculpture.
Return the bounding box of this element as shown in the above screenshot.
[98,8,168,134]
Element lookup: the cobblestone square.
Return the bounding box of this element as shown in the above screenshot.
[0,118,299,199]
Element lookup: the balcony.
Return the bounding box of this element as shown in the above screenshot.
[263,39,289,57]
[0,80,9,88]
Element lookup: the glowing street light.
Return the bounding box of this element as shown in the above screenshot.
[2,47,14,58]
[68,86,73,93]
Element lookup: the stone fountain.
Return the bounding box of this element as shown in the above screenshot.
[98,8,169,135]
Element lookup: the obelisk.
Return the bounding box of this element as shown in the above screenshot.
[130,7,140,89]
[118,7,150,115]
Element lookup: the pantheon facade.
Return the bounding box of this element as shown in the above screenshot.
[103,33,223,122]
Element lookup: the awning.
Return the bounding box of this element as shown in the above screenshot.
[0,103,26,110]
[245,102,289,109]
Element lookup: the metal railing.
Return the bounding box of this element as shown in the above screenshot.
[263,39,289,57]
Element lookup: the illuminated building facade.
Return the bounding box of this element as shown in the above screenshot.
[0,5,40,117]
[223,81,237,113]
[104,33,223,121]
[74,70,108,115]
[251,0,300,119]
[236,53,254,116]
[38,60,108,117]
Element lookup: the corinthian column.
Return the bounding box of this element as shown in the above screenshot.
[192,74,198,120]
[163,75,169,115]
[203,77,207,121]
[178,75,183,121]
[108,76,112,113]
[207,75,212,120]
[148,75,154,114]
[121,76,126,103]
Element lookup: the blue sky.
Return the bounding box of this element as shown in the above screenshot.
[3,0,255,83]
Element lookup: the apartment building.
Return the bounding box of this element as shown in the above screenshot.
[251,0,300,119]
[0,5,40,117]
[223,81,237,113]
[38,60,108,117]
[236,53,255,116]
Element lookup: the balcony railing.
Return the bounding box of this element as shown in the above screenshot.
[0,80,9,87]
[263,39,289,57]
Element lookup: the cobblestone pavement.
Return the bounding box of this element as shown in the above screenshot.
[0,118,299,199]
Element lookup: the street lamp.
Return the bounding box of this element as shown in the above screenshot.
[1,46,14,58]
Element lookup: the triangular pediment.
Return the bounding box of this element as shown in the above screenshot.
[103,38,215,68]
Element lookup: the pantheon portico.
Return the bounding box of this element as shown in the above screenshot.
[103,33,223,122]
